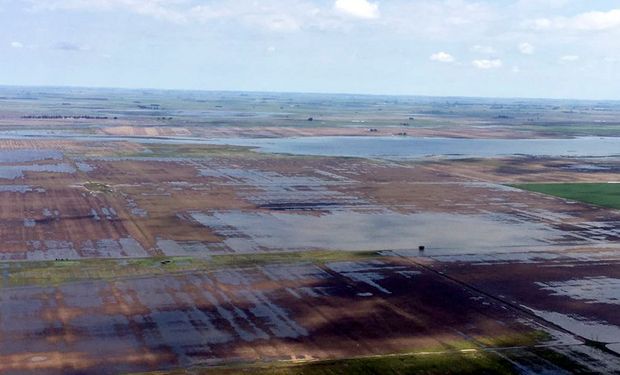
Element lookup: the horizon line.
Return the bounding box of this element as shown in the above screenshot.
[0,83,618,103]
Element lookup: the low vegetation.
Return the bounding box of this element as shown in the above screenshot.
[83,181,113,193]
[511,183,620,209]
[131,350,518,375]
[0,250,381,288]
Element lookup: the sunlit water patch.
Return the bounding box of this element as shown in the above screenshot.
[207,136,620,159]
[536,277,620,305]
[0,149,62,163]
[527,307,620,344]
[190,210,565,253]
[0,163,76,179]
[0,185,39,193]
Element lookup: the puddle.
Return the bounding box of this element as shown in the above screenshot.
[17,238,149,260]
[527,307,620,343]
[423,251,563,265]
[190,210,563,253]
[199,166,361,208]
[0,149,62,163]
[157,239,212,257]
[0,185,37,193]
[536,277,620,305]
[327,260,409,294]
[563,164,611,171]
[76,161,94,172]
[0,163,76,179]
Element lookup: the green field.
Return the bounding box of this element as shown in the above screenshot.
[0,250,381,288]
[131,350,518,375]
[511,183,620,209]
[132,344,594,375]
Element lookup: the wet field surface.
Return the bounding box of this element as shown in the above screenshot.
[1,89,620,373]
[4,256,620,374]
[207,136,620,158]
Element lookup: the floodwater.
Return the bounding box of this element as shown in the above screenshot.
[528,308,620,344]
[190,210,564,253]
[0,163,76,179]
[208,136,620,158]
[0,149,62,162]
[536,277,620,305]
[2,131,620,159]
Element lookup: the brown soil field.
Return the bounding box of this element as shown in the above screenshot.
[2,142,620,259]
[2,90,620,374]
[0,138,619,373]
[420,249,620,349]
[0,256,564,374]
[424,157,620,183]
[187,125,537,139]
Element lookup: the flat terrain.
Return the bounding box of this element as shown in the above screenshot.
[514,183,620,209]
[0,86,619,374]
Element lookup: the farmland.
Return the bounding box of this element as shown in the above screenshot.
[513,183,620,209]
[0,86,619,374]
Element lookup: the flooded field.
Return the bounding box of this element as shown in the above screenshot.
[2,255,616,374]
[208,136,620,158]
[1,88,620,373]
[191,210,564,253]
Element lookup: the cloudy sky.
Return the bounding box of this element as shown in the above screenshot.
[1,0,619,99]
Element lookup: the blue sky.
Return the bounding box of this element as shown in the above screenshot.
[1,0,619,99]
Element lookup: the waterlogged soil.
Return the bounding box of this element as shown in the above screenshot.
[1,141,620,260]
[0,258,538,374]
[425,251,620,347]
[2,90,620,373]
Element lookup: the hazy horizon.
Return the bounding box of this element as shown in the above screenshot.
[3,83,620,103]
[1,0,619,100]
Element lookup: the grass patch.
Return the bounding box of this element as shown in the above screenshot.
[209,250,378,269]
[476,330,551,348]
[1,250,380,288]
[230,352,516,375]
[128,350,518,375]
[128,352,517,375]
[510,183,620,210]
[83,181,113,193]
[525,124,620,137]
[127,144,339,161]
[139,144,258,158]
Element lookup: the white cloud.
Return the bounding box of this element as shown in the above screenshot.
[471,45,495,54]
[472,59,502,69]
[560,55,579,62]
[11,41,24,48]
[512,65,521,73]
[529,8,620,31]
[430,51,455,63]
[518,42,534,55]
[334,0,379,19]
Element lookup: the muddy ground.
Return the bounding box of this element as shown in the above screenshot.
[1,89,620,374]
[0,139,618,373]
